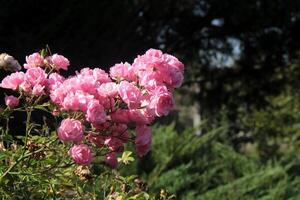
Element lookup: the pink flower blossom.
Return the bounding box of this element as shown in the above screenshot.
[110,62,136,81]
[19,81,32,93]
[110,109,130,124]
[92,121,111,131]
[145,48,164,58]
[0,49,185,167]
[78,68,111,84]
[161,66,184,88]
[111,124,129,142]
[163,54,184,72]
[0,72,25,90]
[132,49,164,74]
[32,84,45,96]
[5,95,19,108]
[47,73,65,91]
[132,49,184,89]
[135,125,152,157]
[75,74,98,95]
[97,82,118,97]
[69,144,93,165]
[105,137,124,152]
[129,109,154,125]
[24,53,44,69]
[62,91,94,112]
[25,67,47,86]
[87,133,105,148]
[78,68,94,76]
[58,118,84,143]
[139,72,163,91]
[50,54,70,70]
[148,86,175,117]
[118,81,142,109]
[86,100,106,125]
[105,152,118,168]
[95,93,115,109]
[92,68,112,83]
[50,87,65,105]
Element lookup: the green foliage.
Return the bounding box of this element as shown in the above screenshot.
[238,91,300,159]
[0,132,162,199]
[2,87,300,199]
[138,97,300,200]
[0,107,161,199]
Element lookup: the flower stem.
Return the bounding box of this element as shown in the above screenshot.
[23,106,32,156]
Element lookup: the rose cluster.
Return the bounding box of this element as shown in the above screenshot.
[0,49,184,168]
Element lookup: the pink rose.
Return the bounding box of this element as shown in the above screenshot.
[92,122,112,132]
[95,93,115,109]
[85,100,106,125]
[32,84,45,96]
[62,91,94,112]
[24,53,44,69]
[105,137,124,152]
[69,144,93,165]
[161,66,184,88]
[25,67,47,86]
[118,81,142,109]
[132,49,184,86]
[105,152,118,168]
[78,68,111,84]
[111,124,129,142]
[163,54,184,72]
[57,118,84,142]
[129,109,154,125]
[19,81,32,93]
[135,125,152,157]
[139,72,163,91]
[87,133,105,148]
[145,48,163,58]
[50,54,70,70]
[47,73,65,91]
[110,62,136,81]
[50,87,66,105]
[92,68,111,84]
[0,72,25,90]
[132,49,164,74]
[61,92,81,111]
[76,74,98,95]
[148,86,175,117]
[97,82,118,97]
[5,95,19,108]
[60,77,80,94]
[110,109,130,124]
[78,68,94,76]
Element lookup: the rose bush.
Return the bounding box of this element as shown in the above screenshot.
[0,48,184,166]
[0,48,183,198]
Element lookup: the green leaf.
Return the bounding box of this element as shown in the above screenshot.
[2,134,13,142]
[40,49,47,58]
[34,103,51,112]
[128,192,150,200]
[0,151,13,161]
[118,151,134,165]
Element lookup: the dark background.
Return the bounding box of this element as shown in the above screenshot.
[1,0,300,122]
